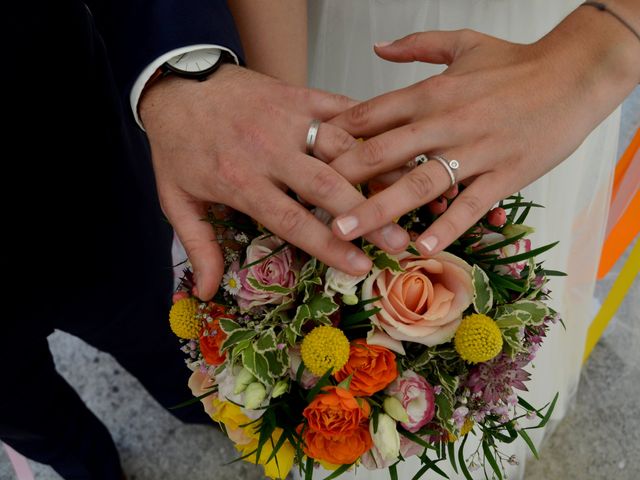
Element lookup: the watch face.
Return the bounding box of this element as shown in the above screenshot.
[166,49,222,73]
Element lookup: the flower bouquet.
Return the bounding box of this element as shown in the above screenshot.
[169,191,561,479]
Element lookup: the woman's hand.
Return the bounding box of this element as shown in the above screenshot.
[327,5,640,256]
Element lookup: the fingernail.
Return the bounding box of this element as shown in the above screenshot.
[347,251,372,272]
[335,216,359,236]
[420,235,438,254]
[375,41,393,48]
[382,225,408,250]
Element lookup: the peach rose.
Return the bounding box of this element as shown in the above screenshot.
[334,339,397,396]
[301,426,372,465]
[187,369,217,418]
[362,251,473,347]
[303,386,371,436]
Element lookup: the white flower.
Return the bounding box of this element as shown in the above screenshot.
[369,413,400,462]
[222,270,242,295]
[244,382,267,410]
[324,267,367,297]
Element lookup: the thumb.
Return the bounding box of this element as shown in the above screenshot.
[374,30,479,65]
[162,191,224,301]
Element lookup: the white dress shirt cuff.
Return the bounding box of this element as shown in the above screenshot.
[130,45,239,130]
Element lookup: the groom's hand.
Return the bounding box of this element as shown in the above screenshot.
[140,65,409,300]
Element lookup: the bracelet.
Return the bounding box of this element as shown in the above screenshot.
[581,1,640,44]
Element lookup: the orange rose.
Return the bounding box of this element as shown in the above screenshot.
[199,303,231,366]
[334,339,397,396]
[301,426,372,465]
[303,386,370,436]
[362,251,473,348]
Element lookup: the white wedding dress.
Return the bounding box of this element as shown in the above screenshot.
[303,0,621,478]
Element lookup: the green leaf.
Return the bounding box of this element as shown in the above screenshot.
[473,232,527,255]
[322,463,354,480]
[308,293,339,320]
[304,455,314,480]
[254,328,278,353]
[247,276,292,295]
[485,241,559,266]
[298,258,318,283]
[511,300,549,326]
[535,393,559,428]
[486,270,528,293]
[515,203,534,224]
[221,329,257,352]
[373,251,404,273]
[264,350,289,378]
[518,429,539,459]
[169,387,217,410]
[434,394,453,424]
[541,269,567,277]
[242,348,271,385]
[472,265,493,314]
[341,307,381,326]
[447,442,458,474]
[264,428,289,465]
[415,452,449,479]
[482,441,503,480]
[389,464,399,480]
[306,368,334,403]
[219,318,242,335]
[458,435,474,480]
[241,241,289,270]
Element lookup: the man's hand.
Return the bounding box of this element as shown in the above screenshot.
[140,65,409,300]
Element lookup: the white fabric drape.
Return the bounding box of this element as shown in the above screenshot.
[304,1,620,478]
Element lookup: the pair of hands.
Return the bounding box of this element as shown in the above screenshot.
[141,18,640,301]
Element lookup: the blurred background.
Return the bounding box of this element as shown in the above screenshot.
[1,89,638,480]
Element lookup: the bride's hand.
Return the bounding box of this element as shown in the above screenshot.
[327,5,640,256]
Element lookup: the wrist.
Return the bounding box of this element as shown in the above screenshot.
[139,63,238,129]
[542,5,640,86]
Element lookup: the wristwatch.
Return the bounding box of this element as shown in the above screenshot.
[163,48,235,80]
[146,48,235,88]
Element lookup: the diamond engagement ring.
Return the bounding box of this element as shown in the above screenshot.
[306,119,322,156]
[429,155,460,187]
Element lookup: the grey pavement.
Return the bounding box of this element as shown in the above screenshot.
[1,90,638,480]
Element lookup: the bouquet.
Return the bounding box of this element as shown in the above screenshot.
[169,191,561,479]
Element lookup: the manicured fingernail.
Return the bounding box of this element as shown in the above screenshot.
[420,235,438,253]
[347,251,372,272]
[375,41,393,48]
[336,216,359,236]
[382,225,408,250]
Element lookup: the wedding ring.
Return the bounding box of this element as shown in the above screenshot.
[429,155,459,188]
[306,119,322,156]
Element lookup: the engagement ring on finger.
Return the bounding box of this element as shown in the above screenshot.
[429,154,459,187]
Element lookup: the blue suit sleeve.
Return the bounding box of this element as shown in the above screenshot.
[88,0,245,97]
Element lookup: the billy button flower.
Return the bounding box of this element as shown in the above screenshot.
[300,326,350,376]
[454,314,503,363]
[169,297,201,339]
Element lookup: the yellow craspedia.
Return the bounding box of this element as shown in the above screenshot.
[454,314,503,363]
[300,325,350,376]
[448,418,475,442]
[169,297,201,339]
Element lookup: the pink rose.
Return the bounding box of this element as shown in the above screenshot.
[234,236,299,311]
[475,232,531,278]
[361,251,473,346]
[385,370,436,433]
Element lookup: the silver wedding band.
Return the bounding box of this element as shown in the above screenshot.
[306,119,322,156]
[429,155,460,188]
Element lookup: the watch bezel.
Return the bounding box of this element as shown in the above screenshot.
[163,50,234,80]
